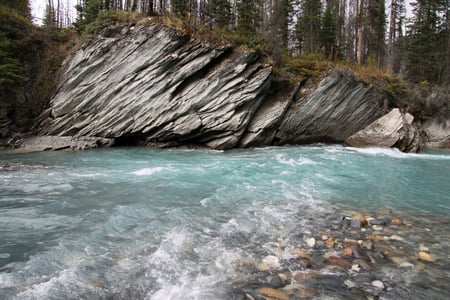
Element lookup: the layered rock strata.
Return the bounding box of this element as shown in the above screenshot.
[31,23,430,152]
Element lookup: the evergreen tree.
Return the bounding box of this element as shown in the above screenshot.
[171,0,188,17]
[237,0,261,35]
[75,0,104,31]
[211,0,232,28]
[366,0,386,66]
[0,0,30,16]
[296,0,322,53]
[322,1,337,59]
[404,0,449,84]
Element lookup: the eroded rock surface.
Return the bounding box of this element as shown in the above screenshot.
[32,23,431,152]
[345,108,421,152]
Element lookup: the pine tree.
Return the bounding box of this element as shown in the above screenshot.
[237,0,261,35]
[171,0,188,17]
[366,0,386,66]
[322,1,337,59]
[211,0,232,28]
[296,0,322,53]
[0,0,30,16]
[75,0,103,30]
[404,0,448,84]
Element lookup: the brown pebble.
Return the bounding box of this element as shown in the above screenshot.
[325,236,336,248]
[418,251,437,262]
[361,240,374,250]
[296,257,312,269]
[367,234,385,242]
[327,256,352,268]
[258,287,289,300]
[342,242,359,257]
[292,248,311,259]
[353,213,368,226]
[391,218,404,225]
[293,270,320,281]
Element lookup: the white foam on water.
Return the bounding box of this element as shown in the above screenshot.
[346,146,450,160]
[276,153,316,166]
[72,172,106,178]
[0,253,10,259]
[14,268,97,299]
[132,166,172,176]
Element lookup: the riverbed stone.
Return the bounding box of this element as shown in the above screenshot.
[327,256,352,268]
[391,218,405,225]
[418,252,437,262]
[352,213,368,226]
[372,280,385,290]
[257,287,289,300]
[306,237,316,248]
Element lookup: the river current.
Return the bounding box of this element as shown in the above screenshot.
[0,145,449,299]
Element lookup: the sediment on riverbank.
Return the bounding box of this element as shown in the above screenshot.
[229,204,450,299]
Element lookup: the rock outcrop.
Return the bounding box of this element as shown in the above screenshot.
[345,108,421,152]
[27,23,433,152]
[422,119,450,149]
[12,136,113,151]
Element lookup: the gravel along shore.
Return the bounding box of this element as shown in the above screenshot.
[230,206,450,299]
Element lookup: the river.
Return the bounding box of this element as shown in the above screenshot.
[1,145,449,299]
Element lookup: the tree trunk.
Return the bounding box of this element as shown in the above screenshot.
[357,0,365,65]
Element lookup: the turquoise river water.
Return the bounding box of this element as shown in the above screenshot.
[0,145,449,299]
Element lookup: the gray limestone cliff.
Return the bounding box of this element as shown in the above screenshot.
[19,23,440,152]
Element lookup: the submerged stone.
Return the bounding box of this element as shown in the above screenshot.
[418,252,437,262]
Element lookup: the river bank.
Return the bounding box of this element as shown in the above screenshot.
[231,204,450,299]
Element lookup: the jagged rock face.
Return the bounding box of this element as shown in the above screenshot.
[345,108,421,152]
[272,71,392,145]
[37,24,401,150]
[40,24,272,149]
[423,119,450,149]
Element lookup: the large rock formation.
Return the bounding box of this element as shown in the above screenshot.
[25,23,432,152]
[345,108,421,152]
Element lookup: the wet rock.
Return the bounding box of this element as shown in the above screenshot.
[16,135,114,151]
[351,219,362,229]
[367,234,385,242]
[297,257,312,269]
[372,225,384,231]
[342,242,361,257]
[306,237,316,248]
[277,272,291,285]
[369,219,388,226]
[353,259,372,270]
[418,244,430,252]
[281,257,311,270]
[389,235,405,242]
[291,248,311,259]
[351,264,361,272]
[418,252,436,262]
[352,213,368,227]
[324,236,336,248]
[257,287,289,300]
[391,218,405,225]
[284,284,318,298]
[345,108,421,152]
[344,279,357,289]
[259,255,281,271]
[361,240,374,250]
[399,262,415,268]
[372,280,385,290]
[327,256,352,268]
